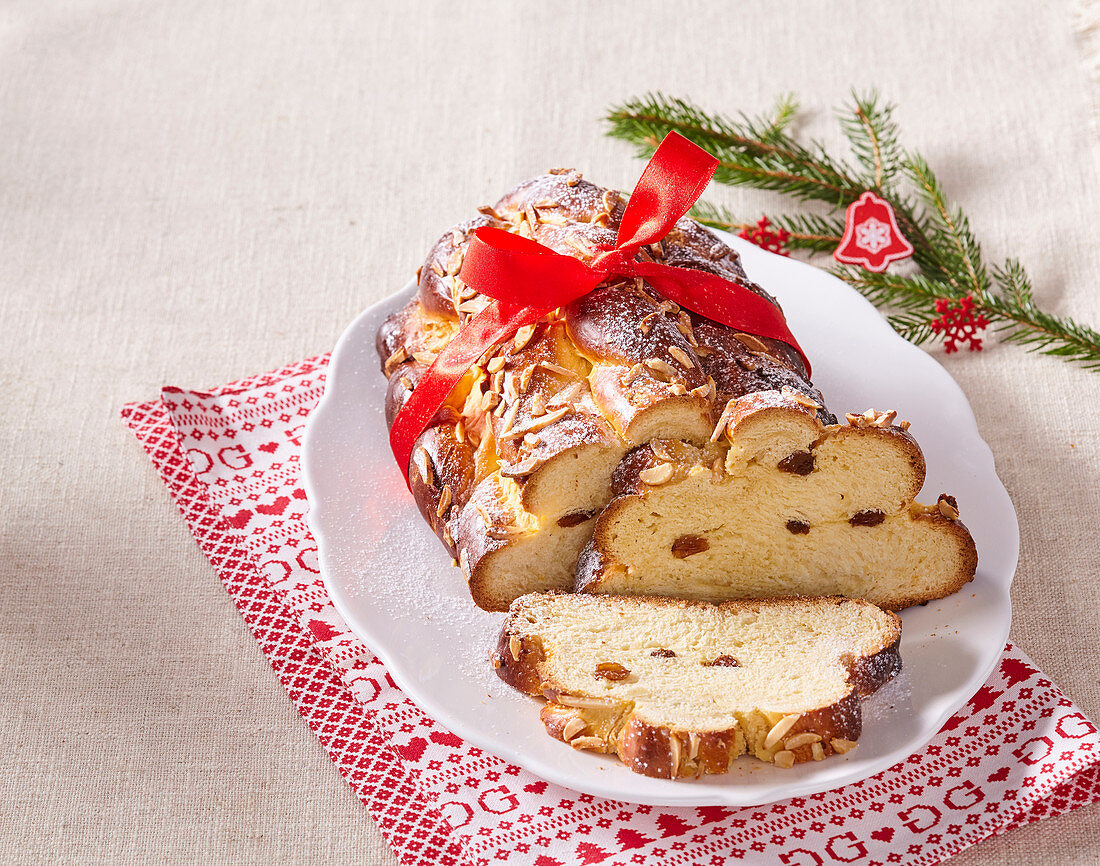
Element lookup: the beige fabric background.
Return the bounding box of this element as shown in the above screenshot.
[3,0,1100,862]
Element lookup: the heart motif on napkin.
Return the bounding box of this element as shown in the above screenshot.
[395,737,427,763]
[430,731,462,748]
[224,509,252,529]
[256,496,290,516]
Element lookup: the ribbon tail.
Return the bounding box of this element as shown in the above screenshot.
[388,300,553,486]
[633,261,812,377]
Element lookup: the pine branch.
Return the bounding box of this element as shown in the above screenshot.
[903,153,991,294]
[606,91,1100,372]
[607,93,862,207]
[832,267,957,312]
[985,262,1100,369]
[761,93,799,142]
[691,202,844,253]
[838,90,903,189]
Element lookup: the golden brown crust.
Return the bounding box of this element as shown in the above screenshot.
[893,506,979,610]
[492,594,901,779]
[456,475,525,609]
[406,418,477,553]
[416,217,494,318]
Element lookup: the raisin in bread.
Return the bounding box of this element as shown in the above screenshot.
[376,168,975,611]
[493,592,901,779]
[576,390,978,610]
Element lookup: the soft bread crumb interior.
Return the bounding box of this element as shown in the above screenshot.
[513,594,896,730]
[594,472,965,606]
[588,413,969,609]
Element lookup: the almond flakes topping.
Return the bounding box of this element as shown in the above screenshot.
[846,408,898,428]
[644,358,678,381]
[638,463,673,485]
[668,345,695,369]
[512,325,536,353]
[435,485,452,518]
[546,381,584,408]
[780,385,822,410]
[518,365,535,394]
[621,363,646,386]
[561,717,587,742]
[733,333,770,355]
[500,406,571,441]
[536,361,578,379]
[384,346,408,375]
[414,446,433,487]
[783,732,822,749]
[764,714,802,750]
[710,398,738,443]
[773,750,796,769]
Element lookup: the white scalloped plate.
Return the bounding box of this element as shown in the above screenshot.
[303,233,1017,807]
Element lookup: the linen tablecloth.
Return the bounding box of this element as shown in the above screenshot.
[4,0,1100,862]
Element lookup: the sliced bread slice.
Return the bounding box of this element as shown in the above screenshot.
[576,391,978,610]
[493,592,901,779]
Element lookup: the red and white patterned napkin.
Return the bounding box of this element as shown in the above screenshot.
[122,355,1100,866]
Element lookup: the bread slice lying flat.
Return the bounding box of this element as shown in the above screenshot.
[493,592,901,779]
[576,391,978,610]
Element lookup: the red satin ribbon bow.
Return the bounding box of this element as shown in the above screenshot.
[389,131,810,484]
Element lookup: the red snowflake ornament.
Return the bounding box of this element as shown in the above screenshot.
[930,296,989,352]
[739,216,790,256]
[833,191,914,272]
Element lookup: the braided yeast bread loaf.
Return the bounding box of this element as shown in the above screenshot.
[377,169,975,611]
[493,593,901,778]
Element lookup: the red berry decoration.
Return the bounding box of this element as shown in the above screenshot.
[739,216,791,256]
[929,296,989,353]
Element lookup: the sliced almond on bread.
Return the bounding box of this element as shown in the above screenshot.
[494,592,901,779]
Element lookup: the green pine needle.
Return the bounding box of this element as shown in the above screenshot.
[838,90,904,189]
[605,91,1100,372]
[690,202,844,254]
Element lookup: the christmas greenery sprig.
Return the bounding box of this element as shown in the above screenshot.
[606,92,1100,370]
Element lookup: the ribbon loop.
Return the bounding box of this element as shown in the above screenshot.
[388,132,809,484]
[614,132,718,254]
[462,227,600,309]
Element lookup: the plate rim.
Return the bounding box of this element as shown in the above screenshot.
[303,237,1018,806]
